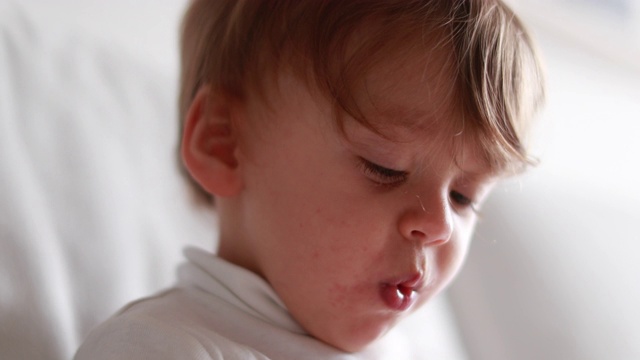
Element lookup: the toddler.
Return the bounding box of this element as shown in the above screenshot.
[75,0,544,358]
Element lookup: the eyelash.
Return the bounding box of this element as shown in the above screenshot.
[449,191,479,214]
[358,158,408,186]
[358,157,481,215]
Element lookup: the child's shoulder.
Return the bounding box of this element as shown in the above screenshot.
[74,289,270,360]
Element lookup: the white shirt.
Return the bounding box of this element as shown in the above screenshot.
[74,247,413,359]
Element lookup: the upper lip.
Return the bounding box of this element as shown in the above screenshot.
[383,271,425,292]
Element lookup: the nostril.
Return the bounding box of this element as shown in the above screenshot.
[399,204,453,245]
[410,228,449,246]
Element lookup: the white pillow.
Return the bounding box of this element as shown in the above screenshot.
[0,2,214,359]
[448,12,640,358]
[451,179,640,360]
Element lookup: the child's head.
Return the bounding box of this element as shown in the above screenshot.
[179,0,544,353]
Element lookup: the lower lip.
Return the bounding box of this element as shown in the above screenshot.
[380,284,417,311]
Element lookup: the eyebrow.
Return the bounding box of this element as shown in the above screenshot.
[459,169,500,184]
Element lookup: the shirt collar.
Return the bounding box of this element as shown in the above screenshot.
[178,246,307,335]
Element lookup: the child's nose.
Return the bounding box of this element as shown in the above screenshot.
[397,193,453,247]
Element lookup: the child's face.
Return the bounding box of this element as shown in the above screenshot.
[226,52,498,352]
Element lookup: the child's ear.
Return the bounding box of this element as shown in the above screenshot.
[181,86,243,197]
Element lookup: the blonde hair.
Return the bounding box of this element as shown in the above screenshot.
[179,0,545,203]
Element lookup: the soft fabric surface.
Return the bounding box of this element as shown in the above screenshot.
[449,11,640,357]
[76,247,412,359]
[452,180,640,360]
[0,2,214,358]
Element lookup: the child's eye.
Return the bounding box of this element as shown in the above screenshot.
[449,190,479,214]
[358,158,408,186]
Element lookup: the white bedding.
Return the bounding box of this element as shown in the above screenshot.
[0,2,214,358]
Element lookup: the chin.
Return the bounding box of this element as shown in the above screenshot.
[319,318,396,354]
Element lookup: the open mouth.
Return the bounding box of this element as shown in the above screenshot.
[379,274,423,311]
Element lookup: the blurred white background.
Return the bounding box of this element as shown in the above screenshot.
[19,0,186,73]
[451,1,640,359]
[508,0,640,190]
